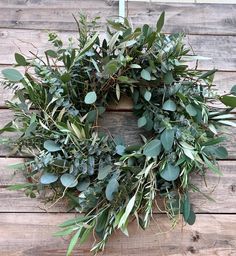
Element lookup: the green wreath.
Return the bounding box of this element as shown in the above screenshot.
[1,13,236,255]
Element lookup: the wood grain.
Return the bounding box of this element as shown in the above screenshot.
[0,28,235,70]
[0,109,235,158]
[0,158,235,213]
[0,70,235,108]
[0,213,235,256]
[0,2,235,35]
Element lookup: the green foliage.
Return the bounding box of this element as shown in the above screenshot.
[1,12,235,255]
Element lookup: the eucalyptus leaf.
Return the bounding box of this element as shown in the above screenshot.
[84,91,97,104]
[143,139,162,157]
[162,99,177,111]
[98,165,112,180]
[40,172,58,185]
[160,129,175,151]
[15,53,27,66]
[60,173,78,188]
[2,68,23,82]
[230,85,236,95]
[105,178,119,201]
[186,104,197,116]
[138,116,147,128]
[160,163,180,181]
[43,140,61,152]
[44,140,61,152]
[141,69,151,81]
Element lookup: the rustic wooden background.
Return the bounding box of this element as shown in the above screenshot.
[0,1,236,255]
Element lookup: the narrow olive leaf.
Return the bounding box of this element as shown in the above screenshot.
[66,229,81,256]
[141,69,151,81]
[183,194,191,222]
[118,194,136,228]
[78,32,99,57]
[199,69,217,79]
[44,140,61,152]
[156,11,165,33]
[116,84,120,100]
[109,31,120,49]
[186,208,196,225]
[84,91,97,104]
[60,173,78,188]
[162,99,177,111]
[160,163,180,181]
[2,68,23,82]
[59,216,93,228]
[53,227,75,237]
[95,209,109,233]
[105,178,119,201]
[202,155,222,175]
[219,95,236,108]
[138,116,147,128]
[15,53,27,66]
[186,104,197,116]
[160,129,175,151]
[143,139,162,157]
[40,172,59,184]
[45,50,57,58]
[130,64,141,69]
[217,120,236,127]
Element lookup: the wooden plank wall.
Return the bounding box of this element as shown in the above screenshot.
[0,1,235,255]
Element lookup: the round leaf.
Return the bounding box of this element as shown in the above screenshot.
[77,178,90,191]
[115,145,126,156]
[60,173,78,188]
[98,165,112,180]
[186,104,197,116]
[162,99,177,111]
[44,140,61,152]
[40,172,58,185]
[160,163,180,181]
[2,68,23,82]
[84,91,97,104]
[141,69,151,81]
[138,116,147,128]
[160,129,175,151]
[15,53,27,66]
[144,90,152,101]
[105,178,119,201]
[143,139,162,158]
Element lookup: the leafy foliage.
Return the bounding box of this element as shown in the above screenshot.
[1,12,235,255]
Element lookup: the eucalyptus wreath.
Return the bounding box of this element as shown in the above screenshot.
[1,13,236,255]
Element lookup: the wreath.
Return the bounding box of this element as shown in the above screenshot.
[1,13,236,255]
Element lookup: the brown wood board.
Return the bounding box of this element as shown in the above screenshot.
[0,2,235,36]
[0,213,235,256]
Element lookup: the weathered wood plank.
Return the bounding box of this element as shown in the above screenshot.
[0,213,235,256]
[1,70,235,108]
[0,110,235,158]
[0,159,235,213]
[0,2,235,36]
[0,28,235,70]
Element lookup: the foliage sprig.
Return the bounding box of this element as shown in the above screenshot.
[1,13,236,255]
